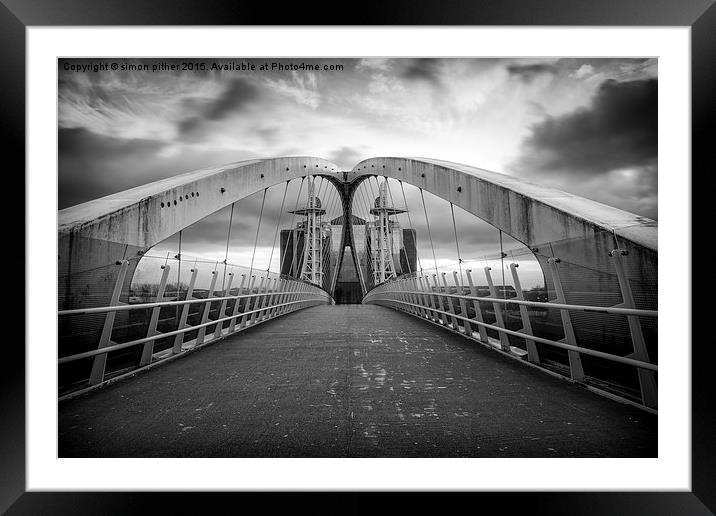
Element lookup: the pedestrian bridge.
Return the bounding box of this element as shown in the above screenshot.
[57,156,658,457]
[59,304,655,458]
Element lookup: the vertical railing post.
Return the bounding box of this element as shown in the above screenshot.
[484,267,511,352]
[283,281,295,314]
[547,258,585,382]
[196,270,218,346]
[248,276,265,326]
[295,282,304,312]
[410,277,425,319]
[419,275,435,322]
[398,280,411,314]
[261,277,278,321]
[139,264,170,367]
[441,272,459,331]
[172,267,198,354]
[454,271,471,336]
[228,274,246,333]
[268,279,285,319]
[466,270,488,343]
[610,249,658,409]
[431,274,446,325]
[298,282,307,310]
[409,278,423,317]
[239,275,256,329]
[213,272,234,339]
[282,279,292,315]
[509,263,540,364]
[88,260,129,385]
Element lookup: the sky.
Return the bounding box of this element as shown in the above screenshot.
[58,57,658,287]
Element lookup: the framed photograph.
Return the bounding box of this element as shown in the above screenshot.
[6,0,712,513]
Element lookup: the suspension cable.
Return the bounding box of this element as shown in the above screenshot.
[221,202,236,290]
[248,188,267,279]
[385,177,413,277]
[450,202,463,283]
[399,180,424,274]
[267,181,289,273]
[279,176,306,277]
[419,187,439,277]
[500,229,506,299]
[177,229,182,296]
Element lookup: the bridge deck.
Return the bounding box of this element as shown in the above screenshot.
[59,305,656,457]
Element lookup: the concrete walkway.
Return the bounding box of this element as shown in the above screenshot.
[59,304,656,457]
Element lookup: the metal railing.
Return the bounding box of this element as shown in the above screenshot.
[362,249,658,411]
[58,260,332,391]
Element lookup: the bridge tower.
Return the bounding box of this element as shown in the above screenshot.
[290,176,326,286]
[369,179,406,285]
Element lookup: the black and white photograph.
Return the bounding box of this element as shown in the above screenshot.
[57,56,659,459]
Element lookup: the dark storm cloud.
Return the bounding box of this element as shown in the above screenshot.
[60,127,165,159]
[400,59,442,87]
[516,78,657,176]
[506,63,558,82]
[59,127,259,209]
[204,79,259,120]
[58,128,168,208]
[178,78,261,138]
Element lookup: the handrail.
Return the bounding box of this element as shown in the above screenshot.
[58,290,323,316]
[367,297,657,372]
[364,289,658,318]
[58,296,327,364]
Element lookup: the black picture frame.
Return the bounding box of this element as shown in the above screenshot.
[4,1,712,513]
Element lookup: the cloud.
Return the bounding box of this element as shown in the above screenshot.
[510,78,658,218]
[572,64,595,79]
[58,127,258,209]
[507,63,558,82]
[400,59,443,87]
[177,78,260,138]
[328,147,365,170]
[514,78,657,176]
[264,71,322,109]
[204,79,259,120]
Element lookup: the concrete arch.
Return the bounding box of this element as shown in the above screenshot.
[59,157,341,310]
[350,157,656,254]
